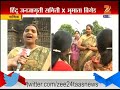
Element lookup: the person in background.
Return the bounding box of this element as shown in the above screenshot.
[70,30,80,71]
[78,24,98,71]
[52,30,73,71]
[83,29,112,71]
[8,24,51,71]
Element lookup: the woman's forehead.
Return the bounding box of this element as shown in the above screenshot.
[25,25,37,30]
[86,26,91,28]
[75,32,79,34]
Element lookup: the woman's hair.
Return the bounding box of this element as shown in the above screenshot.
[97,29,112,66]
[86,24,93,30]
[52,30,72,67]
[74,30,80,34]
[24,24,39,35]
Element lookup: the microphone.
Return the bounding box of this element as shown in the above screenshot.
[16,48,31,71]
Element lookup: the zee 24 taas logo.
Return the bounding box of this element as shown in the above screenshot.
[103,5,111,18]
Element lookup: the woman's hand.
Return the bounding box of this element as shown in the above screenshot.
[17,55,28,65]
[8,55,28,67]
[87,45,92,50]
[86,45,98,51]
[84,47,88,50]
[8,55,20,67]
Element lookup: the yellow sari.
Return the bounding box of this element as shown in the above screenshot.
[8,45,51,71]
[79,34,97,71]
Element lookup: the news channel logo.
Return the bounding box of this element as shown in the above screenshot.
[103,5,111,18]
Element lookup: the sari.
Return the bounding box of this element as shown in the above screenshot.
[83,53,112,71]
[70,37,80,71]
[79,34,97,71]
[8,45,51,71]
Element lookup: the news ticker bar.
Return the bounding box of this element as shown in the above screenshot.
[0,79,119,89]
[1,1,118,14]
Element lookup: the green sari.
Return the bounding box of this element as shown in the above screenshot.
[8,45,50,71]
[79,34,97,71]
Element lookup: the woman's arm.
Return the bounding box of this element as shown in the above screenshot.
[88,45,98,51]
[77,39,87,50]
[8,59,14,71]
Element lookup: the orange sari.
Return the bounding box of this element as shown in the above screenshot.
[83,55,112,71]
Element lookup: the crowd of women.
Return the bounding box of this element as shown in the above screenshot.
[52,24,112,71]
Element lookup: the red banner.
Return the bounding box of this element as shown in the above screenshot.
[1,1,118,14]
